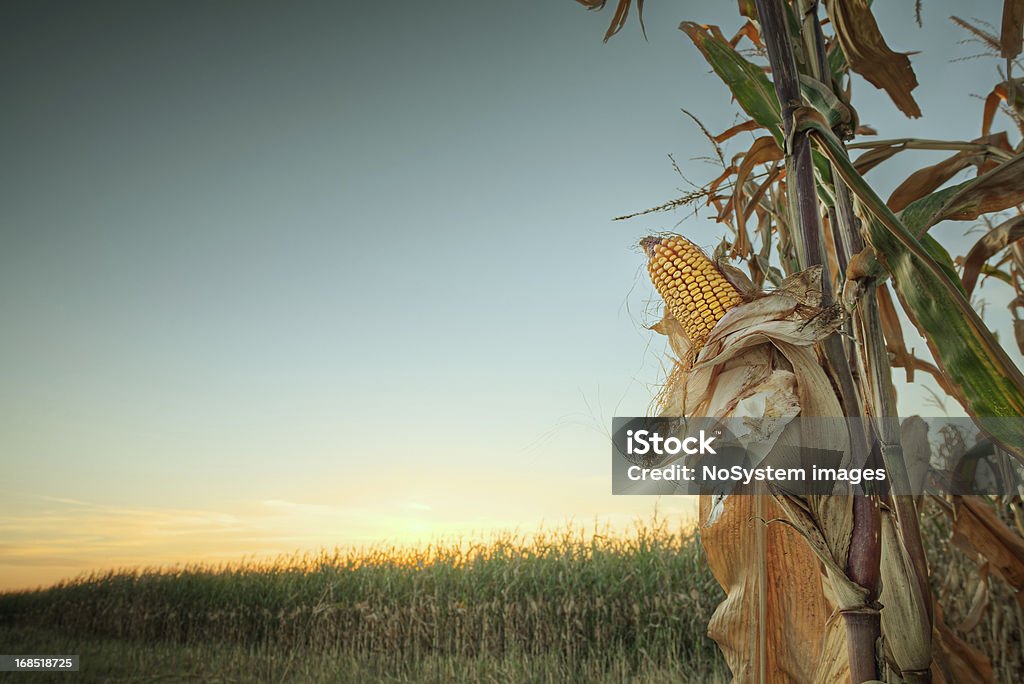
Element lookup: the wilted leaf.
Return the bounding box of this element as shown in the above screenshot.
[1001,0,1024,58]
[576,0,645,42]
[932,604,996,683]
[962,214,1024,296]
[887,153,977,213]
[982,79,1024,136]
[931,152,1024,224]
[680,22,783,142]
[876,284,914,382]
[854,143,906,175]
[886,134,1011,212]
[958,563,990,633]
[823,0,921,117]
[729,20,763,49]
[951,496,1024,598]
[732,136,785,254]
[714,119,761,143]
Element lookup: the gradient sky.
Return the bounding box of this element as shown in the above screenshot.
[2,0,1017,591]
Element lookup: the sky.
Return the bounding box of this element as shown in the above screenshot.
[1,0,1018,591]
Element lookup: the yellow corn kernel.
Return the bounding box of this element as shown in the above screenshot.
[641,235,743,352]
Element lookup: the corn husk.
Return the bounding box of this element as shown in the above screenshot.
[653,264,858,681]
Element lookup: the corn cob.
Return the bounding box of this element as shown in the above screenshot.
[641,235,743,353]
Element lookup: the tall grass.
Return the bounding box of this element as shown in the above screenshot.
[0,517,727,681]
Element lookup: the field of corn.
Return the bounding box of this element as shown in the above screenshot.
[0,510,1020,682]
[0,518,726,682]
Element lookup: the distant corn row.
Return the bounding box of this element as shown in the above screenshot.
[0,519,725,673]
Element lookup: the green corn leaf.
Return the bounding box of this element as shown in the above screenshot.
[897,184,966,237]
[919,234,966,296]
[799,74,855,133]
[795,108,1024,458]
[679,22,783,143]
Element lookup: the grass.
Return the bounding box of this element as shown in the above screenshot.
[0,516,728,683]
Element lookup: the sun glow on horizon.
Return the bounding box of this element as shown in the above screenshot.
[0,487,697,593]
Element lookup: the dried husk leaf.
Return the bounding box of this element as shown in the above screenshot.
[717,260,760,299]
[900,416,931,494]
[654,266,855,681]
[879,506,933,678]
[699,493,838,682]
[771,493,864,611]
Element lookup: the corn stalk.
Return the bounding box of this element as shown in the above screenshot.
[753,0,884,679]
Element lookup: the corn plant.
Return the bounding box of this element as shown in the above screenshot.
[580,0,1024,681]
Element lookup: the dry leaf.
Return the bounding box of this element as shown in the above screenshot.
[886,134,1010,212]
[575,0,645,42]
[932,603,996,683]
[934,152,1024,224]
[731,137,784,258]
[854,142,907,175]
[961,214,1024,297]
[824,0,921,117]
[714,119,761,143]
[877,285,914,382]
[1001,0,1024,58]
[951,496,1024,599]
[700,494,840,682]
[879,508,932,677]
[958,563,990,633]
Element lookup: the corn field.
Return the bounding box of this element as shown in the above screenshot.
[1,515,1020,681]
[0,520,727,682]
